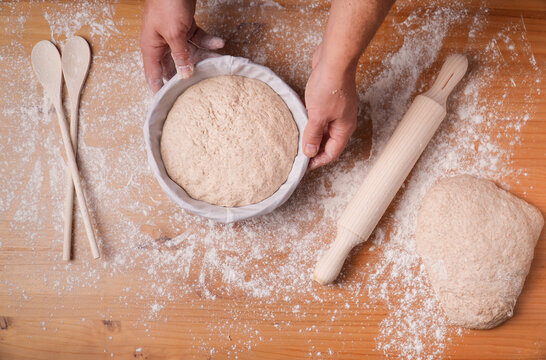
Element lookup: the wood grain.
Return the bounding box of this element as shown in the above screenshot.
[0,0,545,359]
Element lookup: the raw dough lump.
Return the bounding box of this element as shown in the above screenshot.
[161,75,298,207]
[416,175,543,329]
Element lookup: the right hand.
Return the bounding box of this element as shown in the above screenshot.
[140,0,225,93]
[302,43,358,170]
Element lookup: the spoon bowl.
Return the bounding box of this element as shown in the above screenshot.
[62,36,91,102]
[31,40,63,108]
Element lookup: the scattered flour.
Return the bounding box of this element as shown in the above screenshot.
[0,0,542,359]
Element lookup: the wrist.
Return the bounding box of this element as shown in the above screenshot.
[316,58,357,86]
[317,42,358,78]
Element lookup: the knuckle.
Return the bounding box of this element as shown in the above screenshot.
[327,149,339,161]
[304,128,323,140]
[163,31,179,43]
[308,116,325,126]
[170,46,190,60]
[139,33,152,51]
[165,23,190,41]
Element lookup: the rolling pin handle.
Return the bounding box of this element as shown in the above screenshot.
[423,54,468,105]
[313,227,361,285]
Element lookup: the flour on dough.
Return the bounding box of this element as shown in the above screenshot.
[160,75,298,207]
[416,175,544,329]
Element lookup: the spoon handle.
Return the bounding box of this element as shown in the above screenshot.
[54,101,100,259]
[62,97,80,260]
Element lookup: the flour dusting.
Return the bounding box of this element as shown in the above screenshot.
[0,0,542,358]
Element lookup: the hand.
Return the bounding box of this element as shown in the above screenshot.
[303,44,358,170]
[140,0,225,93]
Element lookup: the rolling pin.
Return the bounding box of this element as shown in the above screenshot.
[313,54,468,285]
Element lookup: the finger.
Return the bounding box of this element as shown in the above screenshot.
[308,150,331,171]
[307,137,346,171]
[161,50,176,80]
[308,135,345,170]
[302,115,326,157]
[312,43,322,69]
[308,120,355,170]
[192,47,222,62]
[141,38,166,93]
[190,27,225,50]
[165,29,194,79]
[324,126,352,161]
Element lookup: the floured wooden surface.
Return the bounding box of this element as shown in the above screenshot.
[0,0,545,359]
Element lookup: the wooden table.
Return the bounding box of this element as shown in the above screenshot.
[1,0,545,359]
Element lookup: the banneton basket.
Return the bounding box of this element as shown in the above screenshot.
[144,56,309,223]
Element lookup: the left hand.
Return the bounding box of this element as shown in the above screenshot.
[303,44,358,170]
[140,0,225,94]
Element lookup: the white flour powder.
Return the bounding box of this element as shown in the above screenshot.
[0,0,542,358]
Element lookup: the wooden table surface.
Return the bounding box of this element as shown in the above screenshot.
[1,0,545,359]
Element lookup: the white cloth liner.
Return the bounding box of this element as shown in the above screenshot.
[143,55,309,223]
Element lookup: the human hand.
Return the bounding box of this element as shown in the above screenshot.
[303,44,358,170]
[140,0,225,93]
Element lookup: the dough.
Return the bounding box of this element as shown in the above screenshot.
[416,175,543,329]
[160,75,298,207]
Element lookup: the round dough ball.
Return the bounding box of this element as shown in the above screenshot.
[160,75,298,207]
[416,175,543,329]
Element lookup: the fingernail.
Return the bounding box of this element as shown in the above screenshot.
[177,64,194,79]
[304,144,318,157]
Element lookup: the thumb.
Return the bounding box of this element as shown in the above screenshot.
[166,33,194,79]
[190,27,225,50]
[302,116,326,157]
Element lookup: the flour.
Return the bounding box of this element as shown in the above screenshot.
[0,0,542,359]
[43,1,119,43]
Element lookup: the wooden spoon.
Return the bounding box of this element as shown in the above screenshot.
[61,37,91,261]
[31,40,100,259]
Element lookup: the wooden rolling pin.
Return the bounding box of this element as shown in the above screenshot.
[313,54,468,285]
